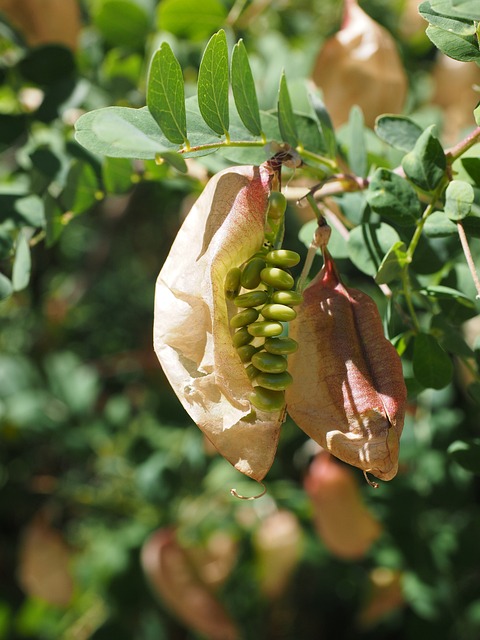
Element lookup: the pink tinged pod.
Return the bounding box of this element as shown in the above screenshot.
[286,249,407,481]
[312,0,407,128]
[304,452,382,560]
[141,529,240,640]
[154,165,283,482]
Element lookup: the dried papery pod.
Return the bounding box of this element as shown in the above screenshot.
[0,0,81,49]
[304,452,382,559]
[357,567,404,629]
[286,248,407,481]
[252,510,304,599]
[17,513,74,607]
[141,529,240,640]
[312,0,407,128]
[154,165,283,482]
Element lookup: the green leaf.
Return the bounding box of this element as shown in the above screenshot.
[448,439,480,474]
[475,104,480,126]
[375,241,408,284]
[93,0,151,48]
[197,30,229,137]
[375,115,423,152]
[18,45,76,86]
[348,223,401,277]
[277,73,298,148]
[425,25,480,62]
[309,92,336,158]
[0,272,13,300]
[431,0,480,20]
[367,168,421,226]
[102,158,133,194]
[420,285,476,307]
[231,41,262,137]
[15,195,45,228]
[75,107,177,159]
[461,157,480,185]
[157,0,227,41]
[147,43,187,145]
[155,152,188,174]
[444,179,474,220]
[423,210,458,236]
[419,2,477,35]
[62,162,100,215]
[44,193,63,248]
[12,231,31,292]
[401,125,446,191]
[347,106,367,178]
[413,332,453,389]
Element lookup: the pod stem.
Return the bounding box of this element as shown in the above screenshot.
[230,480,267,500]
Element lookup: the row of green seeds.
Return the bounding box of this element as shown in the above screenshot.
[225,248,302,412]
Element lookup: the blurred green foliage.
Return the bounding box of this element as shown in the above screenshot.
[1,0,480,639]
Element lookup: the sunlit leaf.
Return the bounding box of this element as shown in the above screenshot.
[197,30,229,137]
[157,0,227,40]
[277,73,298,148]
[147,43,187,145]
[375,115,423,152]
[12,230,31,292]
[231,40,262,137]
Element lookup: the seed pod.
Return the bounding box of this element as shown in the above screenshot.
[232,327,253,348]
[271,290,303,306]
[241,257,266,289]
[267,191,287,220]
[141,529,240,640]
[247,321,283,337]
[154,165,283,482]
[286,249,406,481]
[260,267,295,290]
[234,290,268,308]
[250,387,285,412]
[230,307,259,328]
[304,452,382,560]
[261,303,297,322]
[224,267,242,300]
[255,370,293,391]
[264,337,298,355]
[252,351,288,373]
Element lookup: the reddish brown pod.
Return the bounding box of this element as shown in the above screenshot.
[286,249,407,481]
[141,529,240,640]
[304,452,382,559]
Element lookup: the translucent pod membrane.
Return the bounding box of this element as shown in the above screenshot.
[227,234,303,412]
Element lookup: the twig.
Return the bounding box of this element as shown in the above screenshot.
[457,220,480,299]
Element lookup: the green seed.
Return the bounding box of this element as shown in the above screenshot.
[265,249,300,268]
[237,344,257,363]
[267,192,287,220]
[264,337,298,355]
[234,290,268,308]
[232,327,253,348]
[260,267,294,290]
[271,290,303,306]
[251,351,288,373]
[230,308,259,329]
[241,257,265,290]
[250,387,285,412]
[247,321,283,337]
[261,303,297,322]
[245,364,260,380]
[224,267,241,300]
[255,370,293,391]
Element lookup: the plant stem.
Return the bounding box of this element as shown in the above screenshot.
[457,220,480,299]
[446,126,480,163]
[295,148,338,171]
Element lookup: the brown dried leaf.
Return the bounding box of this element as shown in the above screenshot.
[312,0,407,128]
[154,165,283,482]
[141,529,240,640]
[304,452,382,559]
[286,249,407,481]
